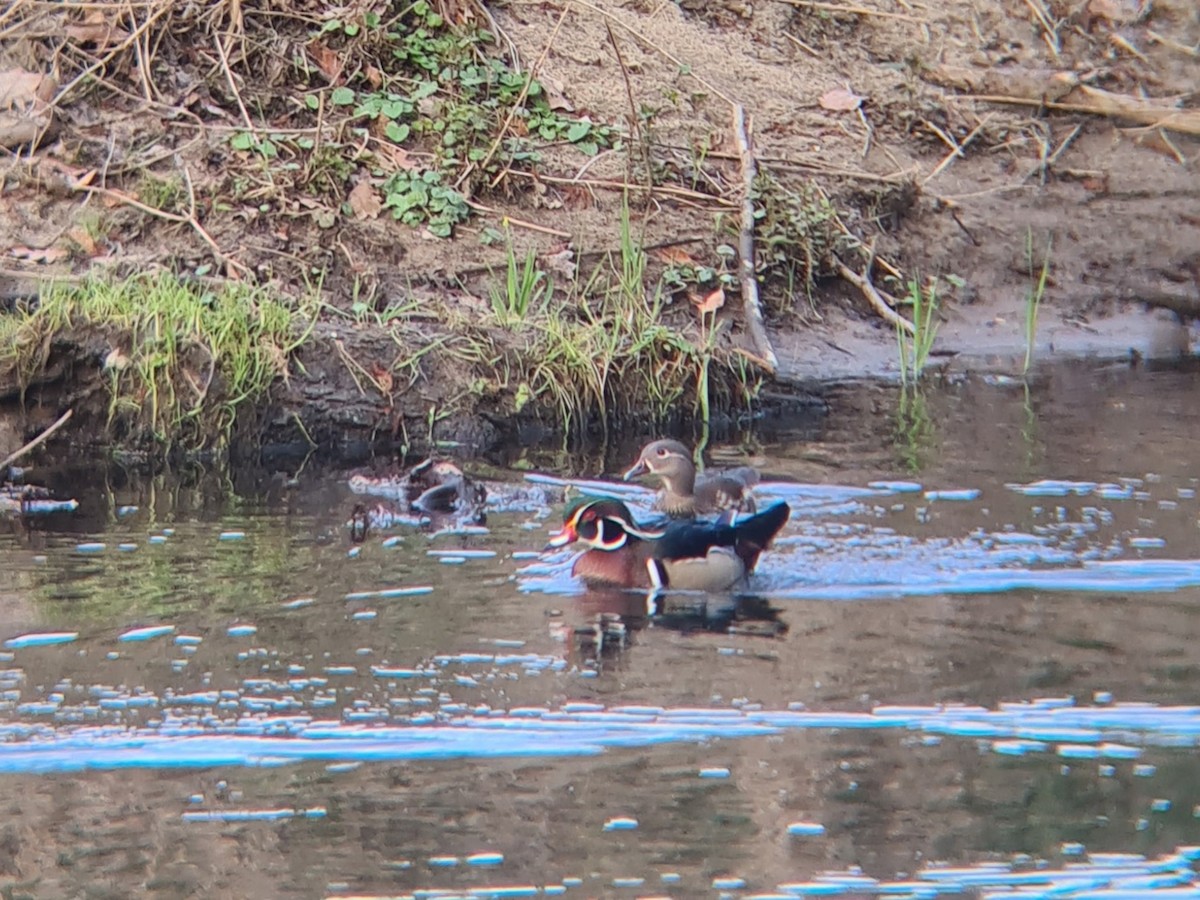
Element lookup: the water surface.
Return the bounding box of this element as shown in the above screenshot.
[2,361,1200,898]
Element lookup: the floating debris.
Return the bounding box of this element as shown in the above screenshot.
[603,817,638,831]
[181,807,325,822]
[117,625,176,643]
[787,822,827,836]
[4,632,78,649]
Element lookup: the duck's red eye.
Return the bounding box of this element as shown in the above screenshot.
[582,510,595,522]
[656,447,668,457]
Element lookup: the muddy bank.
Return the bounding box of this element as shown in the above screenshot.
[1,0,1198,456]
[0,320,827,461]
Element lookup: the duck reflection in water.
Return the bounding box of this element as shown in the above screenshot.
[555,588,788,664]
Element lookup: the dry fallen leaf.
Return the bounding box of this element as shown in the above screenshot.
[307,41,343,82]
[690,287,726,316]
[1086,0,1139,24]
[103,347,130,371]
[348,180,382,220]
[819,87,864,112]
[375,143,418,172]
[651,246,697,266]
[369,362,394,396]
[365,65,383,89]
[542,75,575,113]
[9,245,68,264]
[0,68,57,149]
[0,69,57,108]
[66,227,99,256]
[542,247,577,280]
[65,9,129,49]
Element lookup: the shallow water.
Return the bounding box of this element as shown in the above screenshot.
[2,361,1200,898]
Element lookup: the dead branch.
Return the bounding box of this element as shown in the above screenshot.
[732,104,778,375]
[70,180,249,277]
[0,409,73,471]
[955,86,1200,138]
[836,260,914,335]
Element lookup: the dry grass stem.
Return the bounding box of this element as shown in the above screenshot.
[464,201,572,238]
[773,0,926,24]
[959,91,1200,138]
[557,0,734,105]
[783,32,821,57]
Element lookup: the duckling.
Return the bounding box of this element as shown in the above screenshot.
[348,503,370,544]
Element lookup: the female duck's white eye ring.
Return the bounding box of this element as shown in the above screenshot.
[656,447,668,457]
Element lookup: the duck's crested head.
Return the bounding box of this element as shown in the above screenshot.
[546,496,659,551]
[622,439,696,490]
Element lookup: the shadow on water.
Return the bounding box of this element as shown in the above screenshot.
[2,361,1200,896]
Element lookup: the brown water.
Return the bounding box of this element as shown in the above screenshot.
[2,361,1200,899]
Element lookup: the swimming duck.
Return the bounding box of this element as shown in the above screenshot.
[622,439,760,518]
[545,496,789,592]
[348,457,487,525]
[408,459,487,522]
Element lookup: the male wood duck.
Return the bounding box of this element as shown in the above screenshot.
[546,496,789,592]
[622,439,760,518]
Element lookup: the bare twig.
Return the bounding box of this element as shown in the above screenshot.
[0,409,74,471]
[1024,121,1082,183]
[504,170,737,207]
[49,1,174,110]
[604,20,652,195]
[772,0,926,24]
[836,261,914,334]
[924,115,992,184]
[1145,29,1199,58]
[212,33,257,135]
[1109,32,1150,64]
[732,104,778,374]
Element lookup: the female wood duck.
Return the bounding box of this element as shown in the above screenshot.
[546,496,789,592]
[408,459,487,522]
[622,439,760,518]
[348,457,487,524]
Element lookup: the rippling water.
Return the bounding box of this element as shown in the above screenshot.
[2,362,1200,897]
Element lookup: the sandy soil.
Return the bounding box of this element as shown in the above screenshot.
[1,0,1198,447]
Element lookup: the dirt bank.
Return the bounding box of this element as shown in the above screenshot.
[1,0,1197,454]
